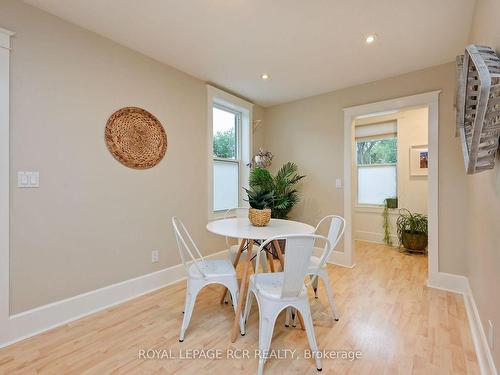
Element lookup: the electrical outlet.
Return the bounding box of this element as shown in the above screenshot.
[488,320,494,350]
[151,250,159,263]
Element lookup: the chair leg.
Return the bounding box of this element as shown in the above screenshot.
[243,288,254,333]
[179,280,201,342]
[227,277,245,336]
[311,274,319,298]
[319,271,339,321]
[297,303,322,371]
[285,307,291,327]
[223,250,238,304]
[257,302,279,375]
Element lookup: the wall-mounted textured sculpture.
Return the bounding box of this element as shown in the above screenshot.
[456,45,500,174]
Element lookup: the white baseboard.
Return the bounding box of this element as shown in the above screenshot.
[0,249,228,348]
[427,271,469,294]
[463,280,498,375]
[327,250,356,268]
[354,230,399,246]
[311,247,355,268]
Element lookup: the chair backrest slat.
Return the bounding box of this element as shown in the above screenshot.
[315,215,345,268]
[224,207,248,248]
[255,234,331,299]
[171,217,206,276]
[281,236,316,298]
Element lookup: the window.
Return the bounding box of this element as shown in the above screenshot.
[356,135,397,206]
[208,85,252,217]
[212,105,241,211]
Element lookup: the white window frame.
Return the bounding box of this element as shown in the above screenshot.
[0,27,13,345]
[354,133,398,207]
[207,85,252,219]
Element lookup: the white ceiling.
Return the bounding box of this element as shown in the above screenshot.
[24,0,476,107]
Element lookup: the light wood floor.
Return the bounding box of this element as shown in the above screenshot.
[0,241,479,374]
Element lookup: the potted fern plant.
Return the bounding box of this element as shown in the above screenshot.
[248,162,305,219]
[396,209,428,252]
[244,187,274,226]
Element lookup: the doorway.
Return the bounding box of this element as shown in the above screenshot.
[341,91,440,286]
[352,106,429,250]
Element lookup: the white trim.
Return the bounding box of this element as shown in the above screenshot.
[207,85,252,219]
[463,280,498,375]
[343,92,440,281]
[426,272,468,294]
[0,27,13,346]
[327,250,356,268]
[354,205,399,214]
[0,249,229,348]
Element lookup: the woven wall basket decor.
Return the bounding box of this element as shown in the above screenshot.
[105,107,167,169]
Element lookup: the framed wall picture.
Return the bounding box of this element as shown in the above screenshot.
[410,145,428,176]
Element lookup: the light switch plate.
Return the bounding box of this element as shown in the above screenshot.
[335,178,342,188]
[17,171,39,188]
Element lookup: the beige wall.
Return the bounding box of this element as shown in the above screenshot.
[262,62,468,275]
[353,107,428,244]
[0,0,259,313]
[467,0,500,367]
[252,104,265,154]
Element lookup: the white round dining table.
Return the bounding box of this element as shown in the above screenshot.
[206,217,315,343]
[206,217,315,240]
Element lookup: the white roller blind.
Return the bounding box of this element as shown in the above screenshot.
[357,165,397,205]
[355,121,397,139]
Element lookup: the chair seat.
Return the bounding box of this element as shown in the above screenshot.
[188,259,236,279]
[250,272,307,300]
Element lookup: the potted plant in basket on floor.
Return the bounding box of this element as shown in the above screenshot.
[244,187,274,227]
[396,209,428,253]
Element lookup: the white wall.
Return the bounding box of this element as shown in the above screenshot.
[353,107,428,244]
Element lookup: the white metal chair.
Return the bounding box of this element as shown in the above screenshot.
[222,207,268,303]
[284,215,345,328]
[172,217,243,342]
[309,215,345,321]
[243,234,332,374]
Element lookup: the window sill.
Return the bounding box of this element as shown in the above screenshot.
[354,205,399,215]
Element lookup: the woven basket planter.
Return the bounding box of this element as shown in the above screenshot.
[248,208,271,227]
[456,45,500,174]
[401,231,428,253]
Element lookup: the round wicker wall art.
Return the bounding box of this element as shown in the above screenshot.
[105,107,167,169]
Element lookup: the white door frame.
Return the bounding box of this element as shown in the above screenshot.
[341,91,440,285]
[0,27,14,344]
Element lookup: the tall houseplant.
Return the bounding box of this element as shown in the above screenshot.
[382,197,398,246]
[396,209,428,252]
[249,162,305,219]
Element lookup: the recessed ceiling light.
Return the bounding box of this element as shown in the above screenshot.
[365,34,377,44]
[261,73,270,80]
